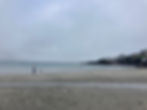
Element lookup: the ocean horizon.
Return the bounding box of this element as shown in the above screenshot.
[0,61,135,75]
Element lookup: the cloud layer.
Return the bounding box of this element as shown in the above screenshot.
[0,0,147,62]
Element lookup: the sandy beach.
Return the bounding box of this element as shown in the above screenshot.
[0,69,147,83]
[0,69,147,110]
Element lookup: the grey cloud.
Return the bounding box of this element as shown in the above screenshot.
[0,0,147,62]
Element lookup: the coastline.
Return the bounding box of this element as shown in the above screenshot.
[0,69,147,83]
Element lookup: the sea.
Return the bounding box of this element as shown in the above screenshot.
[0,61,135,75]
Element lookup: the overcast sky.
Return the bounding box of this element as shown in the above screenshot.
[0,0,147,62]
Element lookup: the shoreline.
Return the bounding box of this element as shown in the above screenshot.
[0,69,147,83]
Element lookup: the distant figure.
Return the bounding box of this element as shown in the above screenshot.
[32,66,37,75]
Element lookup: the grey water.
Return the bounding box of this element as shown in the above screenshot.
[0,62,135,75]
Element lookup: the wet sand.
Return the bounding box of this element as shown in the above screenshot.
[0,69,147,83]
[0,69,147,110]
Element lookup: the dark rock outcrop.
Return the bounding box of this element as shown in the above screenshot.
[89,49,147,67]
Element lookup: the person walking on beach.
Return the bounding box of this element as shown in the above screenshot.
[32,66,37,75]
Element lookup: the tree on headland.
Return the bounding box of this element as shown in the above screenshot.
[88,49,147,67]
